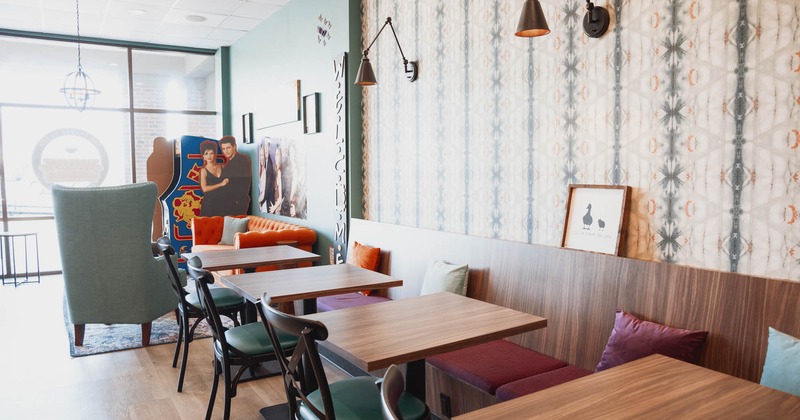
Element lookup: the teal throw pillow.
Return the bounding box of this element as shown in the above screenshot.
[760,327,800,396]
[219,216,249,245]
[419,260,469,296]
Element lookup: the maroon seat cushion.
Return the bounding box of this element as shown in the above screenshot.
[426,339,567,394]
[316,292,391,312]
[495,366,594,401]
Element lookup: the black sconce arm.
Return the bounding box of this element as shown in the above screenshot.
[363,17,410,66]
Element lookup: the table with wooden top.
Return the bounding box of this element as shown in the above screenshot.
[455,354,800,419]
[303,292,547,401]
[182,245,320,272]
[218,263,403,314]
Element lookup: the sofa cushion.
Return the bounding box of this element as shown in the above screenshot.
[495,366,594,401]
[190,244,234,252]
[596,310,709,372]
[419,260,469,296]
[316,292,391,312]
[347,241,381,295]
[760,327,800,396]
[426,339,567,394]
[220,216,249,245]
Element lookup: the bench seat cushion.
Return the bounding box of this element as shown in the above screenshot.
[426,339,568,394]
[316,292,392,312]
[495,365,594,401]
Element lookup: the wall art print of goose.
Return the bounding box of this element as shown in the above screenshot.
[583,204,593,229]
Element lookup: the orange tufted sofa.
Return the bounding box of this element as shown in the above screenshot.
[191,215,316,272]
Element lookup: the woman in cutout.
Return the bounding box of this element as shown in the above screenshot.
[268,144,284,214]
[257,140,275,213]
[198,140,229,216]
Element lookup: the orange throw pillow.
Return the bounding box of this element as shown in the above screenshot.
[347,241,381,295]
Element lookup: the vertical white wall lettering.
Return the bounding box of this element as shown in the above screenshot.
[332,52,348,264]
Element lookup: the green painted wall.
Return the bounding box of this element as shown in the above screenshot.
[228,0,361,263]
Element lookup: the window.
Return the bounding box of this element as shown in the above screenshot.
[0,35,219,275]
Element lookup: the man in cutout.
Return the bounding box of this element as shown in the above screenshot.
[219,136,251,215]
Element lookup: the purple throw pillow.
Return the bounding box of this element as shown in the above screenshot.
[595,310,709,372]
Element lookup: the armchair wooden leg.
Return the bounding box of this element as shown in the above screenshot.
[142,322,152,347]
[74,324,85,346]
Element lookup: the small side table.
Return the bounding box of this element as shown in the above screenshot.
[0,232,41,287]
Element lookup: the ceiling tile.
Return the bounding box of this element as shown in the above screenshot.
[219,16,262,31]
[231,2,280,20]
[206,27,247,42]
[174,0,241,16]
[163,9,227,27]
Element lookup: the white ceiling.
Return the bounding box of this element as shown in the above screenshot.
[0,0,292,50]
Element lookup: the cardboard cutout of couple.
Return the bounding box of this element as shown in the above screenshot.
[197,136,251,216]
[151,135,251,255]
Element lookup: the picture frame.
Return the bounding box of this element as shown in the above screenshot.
[303,92,320,134]
[561,184,631,256]
[242,113,254,144]
[259,80,301,129]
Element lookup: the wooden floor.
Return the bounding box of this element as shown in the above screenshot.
[0,276,350,419]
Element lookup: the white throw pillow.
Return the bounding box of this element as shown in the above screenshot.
[419,260,469,296]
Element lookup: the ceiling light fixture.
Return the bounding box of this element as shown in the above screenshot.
[515,0,550,37]
[354,17,418,86]
[60,0,100,112]
[186,15,207,23]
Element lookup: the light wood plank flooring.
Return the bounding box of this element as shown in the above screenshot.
[0,276,350,419]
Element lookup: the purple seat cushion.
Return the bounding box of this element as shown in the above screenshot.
[495,366,594,401]
[316,292,392,312]
[596,310,709,372]
[426,339,567,394]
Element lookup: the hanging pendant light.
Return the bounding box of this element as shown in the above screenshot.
[60,0,100,111]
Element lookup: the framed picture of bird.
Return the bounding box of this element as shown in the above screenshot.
[561,184,631,256]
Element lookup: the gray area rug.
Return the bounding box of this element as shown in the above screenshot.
[64,308,218,357]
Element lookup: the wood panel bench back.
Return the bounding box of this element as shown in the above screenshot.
[349,218,800,382]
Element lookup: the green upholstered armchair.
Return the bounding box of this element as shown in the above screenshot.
[52,182,177,347]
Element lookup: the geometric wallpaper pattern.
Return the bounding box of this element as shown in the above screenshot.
[361,0,800,281]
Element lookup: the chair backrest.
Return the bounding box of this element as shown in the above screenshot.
[52,182,175,325]
[260,293,335,419]
[380,365,405,420]
[185,256,243,358]
[155,236,188,306]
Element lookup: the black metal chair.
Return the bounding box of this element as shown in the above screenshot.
[155,237,247,392]
[259,293,430,420]
[186,256,298,420]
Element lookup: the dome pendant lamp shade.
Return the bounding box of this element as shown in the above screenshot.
[515,0,551,37]
[354,17,418,86]
[355,56,377,86]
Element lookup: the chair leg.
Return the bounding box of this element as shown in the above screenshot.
[222,360,233,420]
[206,359,220,420]
[177,316,191,392]
[172,318,183,368]
[141,322,152,347]
[74,324,85,346]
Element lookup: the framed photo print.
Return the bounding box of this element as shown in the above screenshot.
[303,92,320,134]
[561,184,631,256]
[242,113,254,144]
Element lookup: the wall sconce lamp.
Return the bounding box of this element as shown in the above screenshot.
[355,17,418,86]
[515,0,550,37]
[583,1,610,38]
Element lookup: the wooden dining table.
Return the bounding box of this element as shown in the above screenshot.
[182,245,320,272]
[218,263,403,314]
[455,354,800,419]
[303,292,547,401]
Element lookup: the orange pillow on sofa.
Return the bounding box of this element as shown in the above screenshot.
[347,241,381,295]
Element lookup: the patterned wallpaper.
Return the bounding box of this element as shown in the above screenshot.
[360,0,800,281]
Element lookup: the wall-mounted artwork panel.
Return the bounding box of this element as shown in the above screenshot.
[258,80,301,129]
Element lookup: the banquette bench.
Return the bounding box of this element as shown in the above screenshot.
[345,218,800,418]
